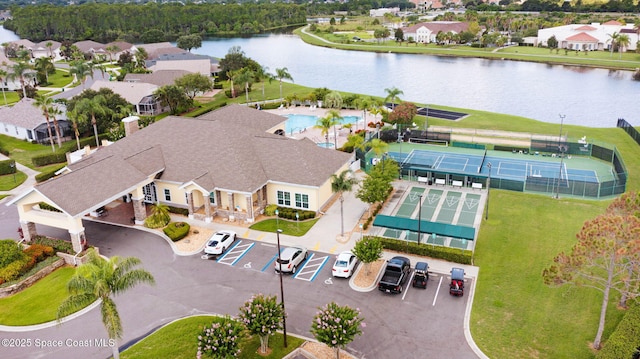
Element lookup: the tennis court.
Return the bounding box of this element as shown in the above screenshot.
[390,149,600,183]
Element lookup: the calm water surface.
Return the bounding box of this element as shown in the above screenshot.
[195,34,640,128]
[1,26,637,128]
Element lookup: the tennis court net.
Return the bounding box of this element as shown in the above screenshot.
[478,149,488,173]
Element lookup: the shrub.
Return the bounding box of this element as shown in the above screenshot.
[35,164,66,183]
[167,206,189,216]
[0,256,30,282]
[0,159,16,175]
[275,207,315,221]
[24,244,55,262]
[197,316,243,358]
[596,302,640,359]
[264,204,278,216]
[376,236,473,264]
[0,143,9,156]
[0,239,25,267]
[31,152,67,167]
[32,236,74,254]
[163,222,190,242]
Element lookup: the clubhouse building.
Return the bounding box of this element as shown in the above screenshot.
[10,105,354,252]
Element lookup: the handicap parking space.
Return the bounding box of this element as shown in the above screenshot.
[204,238,331,283]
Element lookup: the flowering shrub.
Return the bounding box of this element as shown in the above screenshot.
[196,316,243,359]
[311,302,365,359]
[238,293,284,354]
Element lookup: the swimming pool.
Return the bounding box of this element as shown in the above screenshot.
[285,114,361,134]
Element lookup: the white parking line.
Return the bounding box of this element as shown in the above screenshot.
[433,276,443,306]
[402,271,414,301]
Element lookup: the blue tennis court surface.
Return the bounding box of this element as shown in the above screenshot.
[389,149,599,183]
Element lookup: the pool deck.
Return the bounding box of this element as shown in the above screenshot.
[264,106,373,149]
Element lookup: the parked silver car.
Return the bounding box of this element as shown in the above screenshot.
[274,246,308,274]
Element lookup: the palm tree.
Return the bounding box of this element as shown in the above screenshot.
[315,109,342,148]
[9,61,34,99]
[34,56,54,83]
[76,95,109,147]
[607,32,620,58]
[57,249,155,359]
[105,45,120,63]
[0,67,8,106]
[69,60,94,88]
[384,86,404,109]
[368,138,389,159]
[33,94,57,151]
[67,108,86,150]
[275,67,293,101]
[331,170,359,237]
[234,67,255,104]
[617,34,630,59]
[48,105,63,148]
[46,41,53,58]
[355,97,371,131]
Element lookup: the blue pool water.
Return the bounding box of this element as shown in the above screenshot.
[285,114,361,134]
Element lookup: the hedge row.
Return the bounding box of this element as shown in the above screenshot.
[0,142,9,156]
[0,243,54,285]
[163,222,190,242]
[35,164,66,183]
[168,206,190,216]
[276,207,315,220]
[0,159,16,175]
[596,301,640,359]
[32,236,74,254]
[376,236,473,265]
[32,152,67,167]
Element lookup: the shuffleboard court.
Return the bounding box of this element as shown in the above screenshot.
[397,187,426,218]
[435,191,462,224]
[419,188,443,221]
[457,194,481,227]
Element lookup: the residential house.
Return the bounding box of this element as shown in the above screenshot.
[0,97,70,143]
[31,40,62,60]
[146,52,220,77]
[10,104,354,253]
[401,21,470,43]
[73,40,107,59]
[537,21,638,52]
[136,42,188,61]
[123,69,191,87]
[89,80,161,115]
[104,41,136,62]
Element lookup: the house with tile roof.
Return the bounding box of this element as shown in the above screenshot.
[537,21,638,51]
[0,98,70,143]
[401,21,470,43]
[9,104,354,252]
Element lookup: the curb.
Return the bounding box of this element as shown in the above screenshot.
[0,299,102,333]
[348,260,386,292]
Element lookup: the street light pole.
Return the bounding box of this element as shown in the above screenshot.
[485,162,492,220]
[276,229,288,348]
[359,223,363,241]
[10,162,16,183]
[417,194,423,244]
[275,209,279,230]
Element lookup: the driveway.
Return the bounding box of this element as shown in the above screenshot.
[0,219,480,359]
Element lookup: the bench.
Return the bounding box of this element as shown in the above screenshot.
[472,183,483,190]
[452,180,463,187]
[418,176,429,183]
[435,178,446,186]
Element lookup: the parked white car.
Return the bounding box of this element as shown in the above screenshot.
[332,251,358,278]
[204,230,237,255]
[274,246,308,274]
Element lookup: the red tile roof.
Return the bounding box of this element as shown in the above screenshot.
[566,32,598,42]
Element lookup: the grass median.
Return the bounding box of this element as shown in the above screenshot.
[121,315,304,359]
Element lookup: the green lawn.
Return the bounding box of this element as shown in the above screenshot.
[0,266,76,326]
[121,315,304,359]
[0,170,27,190]
[0,133,81,170]
[296,27,640,70]
[249,218,318,236]
[44,69,74,88]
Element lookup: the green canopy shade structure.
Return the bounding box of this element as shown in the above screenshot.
[373,215,475,240]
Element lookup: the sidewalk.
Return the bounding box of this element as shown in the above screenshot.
[0,153,39,198]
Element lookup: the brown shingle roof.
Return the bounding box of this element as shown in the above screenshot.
[74,40,106,54]
[41,105,351,216]
[123,70,191,87]
[0,98,52,129]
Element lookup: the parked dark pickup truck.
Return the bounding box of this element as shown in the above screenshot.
[378,256,411,294]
